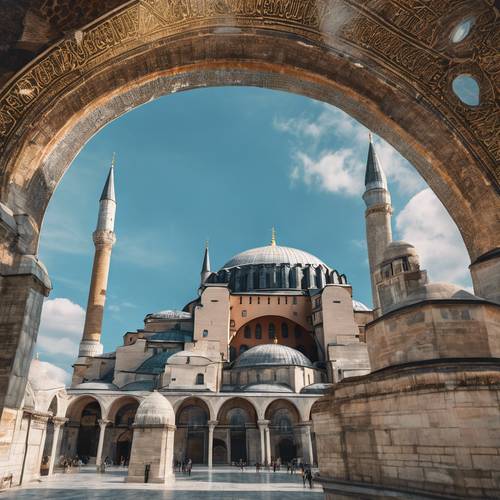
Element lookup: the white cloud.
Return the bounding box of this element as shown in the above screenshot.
[396,188,471,287]
[275,103,424,197]
[37,298,85,359]
[293,149,363,196]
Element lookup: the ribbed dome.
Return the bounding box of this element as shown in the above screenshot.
[222,245,329,269]
[233,344,312,369]
[134,391,174,426]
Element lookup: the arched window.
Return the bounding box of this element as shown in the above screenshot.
[196,373,204,385]
[255,324,262,340]
[294,325,302,338]
[268,322,276,339]
[240,345,249,355]
[244,325,251,339]
[229,346,237,362]
[281,323,289,338]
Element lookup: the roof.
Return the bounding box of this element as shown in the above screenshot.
[353,299,371,312]
[135,350,178,374]
[300,383,333,394]
[233,344,313,369]
[73,381,118,390]
[148,330,193,342]
[364,138,387,191]
[145,310,192,321]
[222,244,329,269]
[121,380,154,392]
[100,165,115,202]
[243,383,294,393]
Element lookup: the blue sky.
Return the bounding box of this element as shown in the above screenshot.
[36,87,471,376]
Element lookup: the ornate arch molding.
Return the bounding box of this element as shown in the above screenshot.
[0,0,497,260]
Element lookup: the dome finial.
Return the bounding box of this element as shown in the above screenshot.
[271,226,277,246]
[273,336,278,344]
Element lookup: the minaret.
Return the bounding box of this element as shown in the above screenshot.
[362,134,393,312]
[200,241,211,288]
[78,156,117,358]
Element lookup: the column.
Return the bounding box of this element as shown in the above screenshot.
[305,422,314,465]
[265,426,271,465]
[48,418,67,475]
[96,419,110,469]
[207,420,217,468]
[257,420,267,464]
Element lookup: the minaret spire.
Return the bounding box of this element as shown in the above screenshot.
[271,226,277,246]
[200,240,211,288]
[77,155,117,364]
[362,135,392,314]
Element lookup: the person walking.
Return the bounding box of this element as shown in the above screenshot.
[306,468,313,488]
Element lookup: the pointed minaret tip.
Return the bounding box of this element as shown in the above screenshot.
[364,135,387,191]
[100,154,116,202]
[201,241,211,273]
[271,226,277,246]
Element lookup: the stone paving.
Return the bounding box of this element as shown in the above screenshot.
[4,466,323,499]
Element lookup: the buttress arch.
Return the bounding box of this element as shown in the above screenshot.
[0,0,498,414]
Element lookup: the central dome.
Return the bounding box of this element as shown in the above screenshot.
[233,344,313,369]
[222,244,329,269]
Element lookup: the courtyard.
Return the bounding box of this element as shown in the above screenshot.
[4,467,322,499]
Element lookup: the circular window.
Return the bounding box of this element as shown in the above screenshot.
[450,18,474,43]
[452,75,480,106]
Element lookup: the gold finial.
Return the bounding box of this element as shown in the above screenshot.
[273,336,278,344]
[111,152,116,167]
[271,226,277,246]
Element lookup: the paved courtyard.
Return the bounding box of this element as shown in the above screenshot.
[4,467,323,499]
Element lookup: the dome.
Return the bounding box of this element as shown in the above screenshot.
[300,383,333,394]
[383,241,417,262]
[121,380,155,392]
[166,350,212,365]
[233,344,313,369]
[386,282,481,313]
[73,381,118,391]
[136,351,178,374]
[145,310,192,321]
[222,244,329,269]
[243,383,294,393]
[134,391,174,426]
[353,299,371,312]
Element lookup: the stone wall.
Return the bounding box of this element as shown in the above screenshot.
[313,361,500,499]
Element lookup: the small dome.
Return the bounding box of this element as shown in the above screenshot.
[145,310,192,321]
[222,245,329,269]
[134,391,174,426]
[29,359,68,391]
[73,381,118,390]
[353,299,371,312]
[386,282,481,313]
[243,383,294,393]
[166,350,212,365]
[136,351,178,374]
[383,241,417,262]
[300,383,333,394]
[233,344,312,369]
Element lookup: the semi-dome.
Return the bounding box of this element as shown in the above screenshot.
[134,391,174,426]
[222,244,329,269]
[145,310,192,321]
[383,241,417,262]
[233,344,313,369]
[243,383,294,393]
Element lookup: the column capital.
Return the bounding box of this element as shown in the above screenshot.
[257,419,270,428]
[52,417,68,427]
[208,420,218,428]
[98,419,111,428]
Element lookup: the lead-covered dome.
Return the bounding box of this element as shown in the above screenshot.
[233,344,312,369]
[134,391,174,426]
[222,245,329,269]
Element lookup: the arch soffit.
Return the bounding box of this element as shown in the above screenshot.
[0,2,497,260]
[106,395,141,422]
[215,397,260,423]
[173,396,215,421]
[264,398,302,423]
[65,394,108,421]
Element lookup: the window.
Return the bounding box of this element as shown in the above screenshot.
[249,297,252,304]
[292,296,297,305]
[255,323,262,339]
[281,322,289,338]
[277,297,280,305]
[315,297,321,308]
[239,296,242,304]
[268,322,276,339]
[242,310,247,317]
[294,325,302,338]
[244,325,251,339]
[257,296,260,304]
[196,373,204,385]
[202,329,208,337]
[267,297,271,305]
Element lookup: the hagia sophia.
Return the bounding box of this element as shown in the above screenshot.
[14,137,498,493]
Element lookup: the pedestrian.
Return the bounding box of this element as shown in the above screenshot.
[187,458,192,476]
[306,468,313,488]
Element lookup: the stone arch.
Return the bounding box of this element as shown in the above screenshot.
[264,399,301,426]
[48,395,58,416]
[106,396,140,423]
[216,397,258,425]
[65,395,104,422]
[174,396,215,422]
